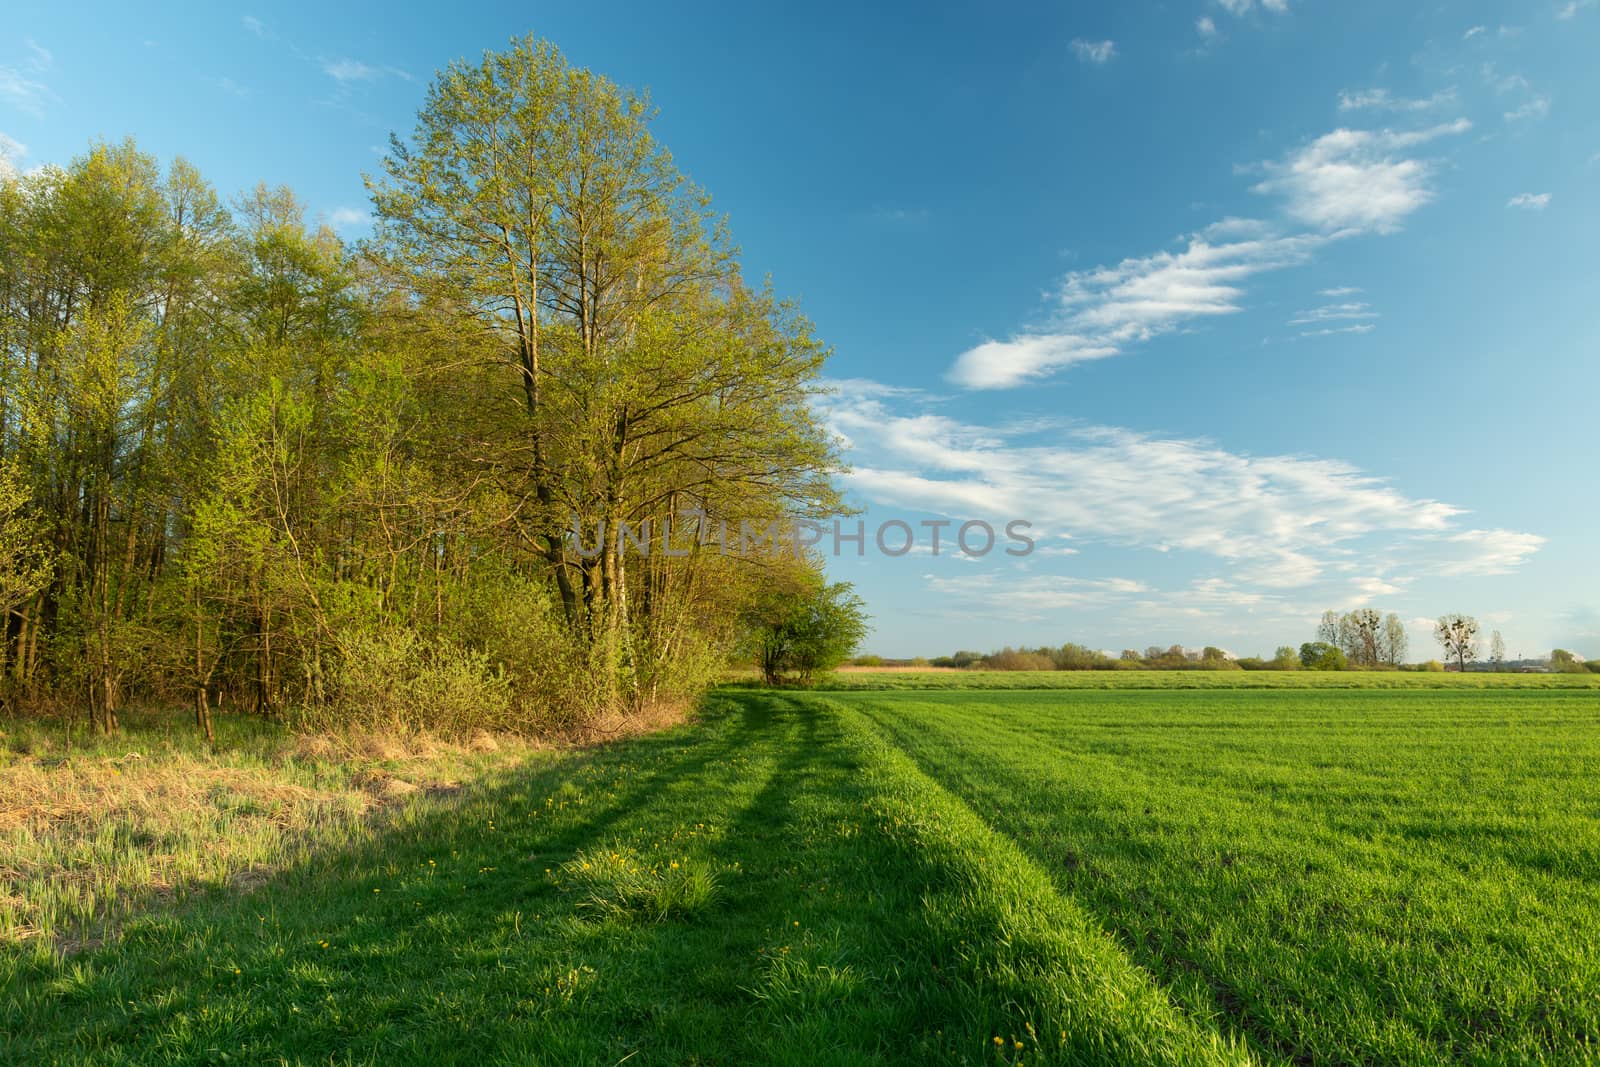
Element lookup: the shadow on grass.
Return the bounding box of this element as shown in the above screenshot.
[1,693,935,1065]
[3,691,1250,1067]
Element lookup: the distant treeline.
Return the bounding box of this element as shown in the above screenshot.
[862,625,1599,674]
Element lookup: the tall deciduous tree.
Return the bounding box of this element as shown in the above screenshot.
[1435,614,1479,673]
[368,36,842,707]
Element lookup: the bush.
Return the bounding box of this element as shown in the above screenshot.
[314,627,513,734]
[1299,642,1348,671]
[981,648,1056,671]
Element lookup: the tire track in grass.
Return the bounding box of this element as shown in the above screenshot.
[813,696,1258,1066]
[4,691,1250,1065]
[843,688,1600,1065]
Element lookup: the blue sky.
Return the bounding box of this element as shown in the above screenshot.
[3,1,1596,659]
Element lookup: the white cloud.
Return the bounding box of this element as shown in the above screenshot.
[949,228,1322,388]
[1288,301,1379,326]
[1559,0,1597,18]
[822,387,1498,593]
[0,38,54,117]
[1504,97,1551,122]
[948,116,1471,388]
[1218,0,1290,13]
[321,58,411,84]
[323,58,379,82]
[1482,65,1530,95]
[1338,88,1456,113]
[1507,192,1551,210]
[242,15,266,36]
[1431,529,1547,576]
[1071,39,1116,64]
[326,207,372,231]
[1464,25,1487,39]
[1251,120,1471,234]
[1300,324,1376,338]
[1318,286,1363,297]
[1197,16,1219,38]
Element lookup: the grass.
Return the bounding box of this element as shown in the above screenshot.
[844,686,1600,1064]
[4,675,1598,1063]
[0,710,540,954]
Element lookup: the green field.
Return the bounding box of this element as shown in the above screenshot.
[6,677,1600,1064]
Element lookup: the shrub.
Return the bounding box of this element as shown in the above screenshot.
[315,627,513,734]
[1299,642,1348,671]
[982,648,1057,671]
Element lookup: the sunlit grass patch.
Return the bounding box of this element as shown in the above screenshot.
[558,845,720,923]
[0,711,541,955]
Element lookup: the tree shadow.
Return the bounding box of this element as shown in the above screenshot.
[0,692,882,1065]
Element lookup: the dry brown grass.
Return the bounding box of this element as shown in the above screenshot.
[0,713,548,956]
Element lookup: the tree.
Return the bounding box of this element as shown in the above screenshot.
[368,36,842,708]
[0,461,51,703]
[1434,614,1479,673]
[1381,614,1408,667]
[1489,631,1506,670]
[1299,642,1347,671]
[1345,608,1382,667]
[1272,645,1301,670]
[742,578,867,684]
[1550,649,1585,674]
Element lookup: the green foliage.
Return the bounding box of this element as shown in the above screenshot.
[1299,641,1348,671]
[1550,649,1587,674]
[742,578,868,684]
[0,40,843,735]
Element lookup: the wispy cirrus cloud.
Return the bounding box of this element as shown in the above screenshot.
[1507,192,1552,210]
[949,226,1323,388]
[1217,0,1290,14]
[949,116,1468,389]
[1558,0,1597,19]
[1338,88,1457,113]
[1288,300,1379,327]
[1071,39,1117,64]
[0,38,55,117]
[325,206,373,231]
[323,58,378,82]
[322,57,412,84]
[1504,97,1551,122]
[1300,323,1376,338]
[822,383,1539,595]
